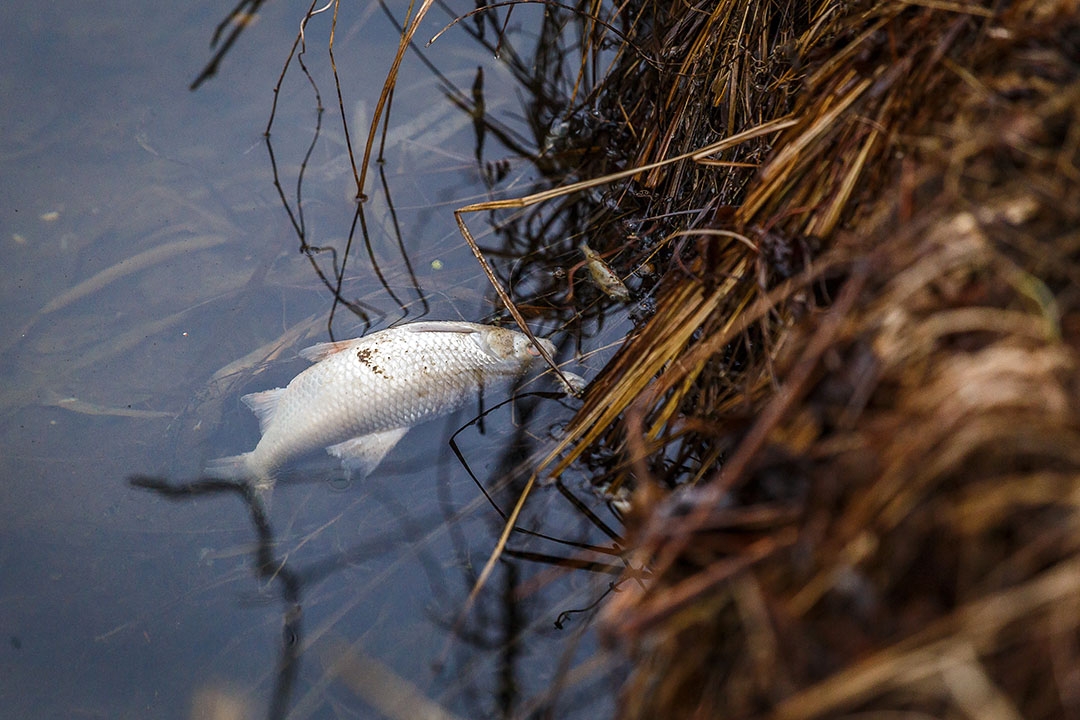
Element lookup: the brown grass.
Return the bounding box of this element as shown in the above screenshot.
[227,0,1080,714]
[525,0,1080,716]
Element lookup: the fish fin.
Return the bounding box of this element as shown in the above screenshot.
[204,453,252,480]
[241,388,286,433]
[326,427,410,479]
[398,320,482,335]
[298,339,356,363]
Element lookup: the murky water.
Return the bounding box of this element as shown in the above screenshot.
[1,2,633,718]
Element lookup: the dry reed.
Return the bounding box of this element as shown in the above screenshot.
[538,0,1080,717]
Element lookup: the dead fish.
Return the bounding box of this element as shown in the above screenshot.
[205,321,554,489]
[580,242,631,301]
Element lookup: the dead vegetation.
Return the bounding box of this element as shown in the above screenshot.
[193,0,1080,715]
[531,0,1080,717]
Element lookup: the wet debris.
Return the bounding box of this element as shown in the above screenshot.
[580,242,631,302]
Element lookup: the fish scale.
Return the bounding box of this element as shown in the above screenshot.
[205,321,554,491]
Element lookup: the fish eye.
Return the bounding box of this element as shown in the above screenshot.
[526,343,542,357]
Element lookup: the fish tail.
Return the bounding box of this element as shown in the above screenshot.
[204,452,276,491]
[203,453,254,480]
[204,453,275,511]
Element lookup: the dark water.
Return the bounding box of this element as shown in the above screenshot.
[0,2,633,717]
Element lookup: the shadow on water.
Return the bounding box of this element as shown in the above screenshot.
[141,2,646,717]
[0,0,652,717]
[130,385,633,718]
[129,476,304,720]
[232,0,653,345]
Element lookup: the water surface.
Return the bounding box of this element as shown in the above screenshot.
[0,2,632,717]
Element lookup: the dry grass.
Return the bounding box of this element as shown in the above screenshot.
[196,0,1080,714]
[529,0,1080,717]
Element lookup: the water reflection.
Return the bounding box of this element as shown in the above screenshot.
[1,1,635,717]
[129,476,302,719]
[129,390,627,718]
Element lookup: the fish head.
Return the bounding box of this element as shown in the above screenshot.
[479,327,556,366]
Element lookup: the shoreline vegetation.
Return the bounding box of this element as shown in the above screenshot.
[198,1,1080,716]
[553,2,1080,717]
